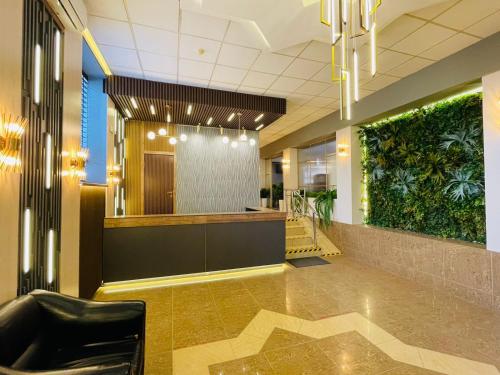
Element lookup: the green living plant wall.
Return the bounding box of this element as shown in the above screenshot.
[359,93,485,243]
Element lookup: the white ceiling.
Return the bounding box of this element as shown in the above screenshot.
[84,0,500,146]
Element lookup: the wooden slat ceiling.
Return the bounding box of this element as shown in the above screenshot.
[105,76,286,131]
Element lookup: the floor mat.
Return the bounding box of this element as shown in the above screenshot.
[287,257,330,268]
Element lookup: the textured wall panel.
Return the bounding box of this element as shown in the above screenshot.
[124,121,143,215]
[176,125,259,214]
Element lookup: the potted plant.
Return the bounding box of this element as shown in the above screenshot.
[272,183,284,210]
[314,189,337,227]
[260,188,270,208]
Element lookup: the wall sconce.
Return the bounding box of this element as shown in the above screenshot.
[61,149,88,178]
[107,165,122,185]
[0,113,27,172]
[281,159,290,169]
[337,143,349,157]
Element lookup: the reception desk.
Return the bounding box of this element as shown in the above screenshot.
[102,208,286,283]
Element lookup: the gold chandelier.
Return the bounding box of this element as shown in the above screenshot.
[320,0,381,120]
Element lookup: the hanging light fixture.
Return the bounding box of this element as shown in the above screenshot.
[240,128,248,142]
[166,104,172,123]
[146,123,183,144]
[320,0,382,120]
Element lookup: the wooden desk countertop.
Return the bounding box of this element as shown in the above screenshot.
[104,208,287,228]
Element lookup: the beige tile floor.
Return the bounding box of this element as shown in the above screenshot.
[95,256,500,375]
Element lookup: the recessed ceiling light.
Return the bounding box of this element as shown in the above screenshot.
[255,113,264,122]
[131,97,138,109]
[187,104,193,115]
[207,117,213,125]
[228,113,235,122]
[125,109,132,118]
[150,104,156,115]
[256,124,264,131]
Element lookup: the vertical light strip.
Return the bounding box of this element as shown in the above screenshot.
[23,208,31,273]
[353,49,360,102]
[345,70,351,120]
[342,0,348,23]
[370,23,377,76]
[339,77,344,120]
[326,0,332,24]
[341,33,347,69]
[55,31,61,82]
[364,0,372,30]
[34,44,42,104]
[45,133,52,190]
[47,229,55,284]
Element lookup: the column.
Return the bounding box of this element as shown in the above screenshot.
[483,71,500,252]
[335,125,363,224]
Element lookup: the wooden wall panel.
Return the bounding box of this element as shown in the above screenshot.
[79,184,105,299]
[143,121,176,153]
[125,121,143,215]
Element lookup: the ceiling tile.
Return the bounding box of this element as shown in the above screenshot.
[307,96,334,108]
[132,24,178,56]
[100,45,141,70]
[268,77,306,93]
[361,75,400,91]
[465,10,500,38]
[410,0,459,20]
[217,44,260,69]
[287,94,314,106]
[299,40,331,63]
[88,16,135,49]
[320,85,340,99]
[420,32,480,60]
[389,57,434,77]
[276,42,309,57]
[377,15,426,48]
[179,34,221,63]
[211,65,247,84]
[251,53,294,75]
[375,50,413,73]
[178,59,214,80]
[391,23,456,55]
[85,0,128,21]
[127,0,179,32]
[139,51,177,74]
[110,67,144,79]
[209,81,239,91]
[265,90,291,98]
[241,71,277,89]
[178,76,209,87]
[143,71,177,83]
[224,21,269,49]
[295,81,330,96]
[434,0,500,30]
[311,64,333,83]
[282,58,325,80]
[180,10,229,41]
[238,86,266,95]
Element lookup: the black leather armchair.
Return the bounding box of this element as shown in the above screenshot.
[0,290,145,375]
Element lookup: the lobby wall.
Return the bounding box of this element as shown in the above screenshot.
[0,0,23,303]
[176,125,260,214]
[325,223,500,311]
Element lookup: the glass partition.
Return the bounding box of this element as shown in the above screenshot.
[298,139,336,192]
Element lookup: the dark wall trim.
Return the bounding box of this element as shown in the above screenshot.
[19,0,64,294]
[261,31,500,158]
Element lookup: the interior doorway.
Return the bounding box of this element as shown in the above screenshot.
[144,153,174,214]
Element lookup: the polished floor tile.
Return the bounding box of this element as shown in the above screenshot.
[95,256,500,375]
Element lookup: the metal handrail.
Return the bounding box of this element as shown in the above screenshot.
[284,189,317,247]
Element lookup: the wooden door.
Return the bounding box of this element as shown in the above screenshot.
[144,153,174,214]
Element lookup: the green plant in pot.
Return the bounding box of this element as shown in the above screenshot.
[260,188,270,208]
[314,189,337,227]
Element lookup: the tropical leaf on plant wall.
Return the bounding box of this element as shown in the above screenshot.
[440,124,480,154]
[371,164,385,181]
[397,141,420,166]
[391,169,416,195]
[421,152,447,183]
[443,167,484,201]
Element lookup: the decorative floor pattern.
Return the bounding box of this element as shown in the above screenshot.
[173,309,499,375]
[95,256,500,375]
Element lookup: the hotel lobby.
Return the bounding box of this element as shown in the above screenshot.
[1,0,500,374]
